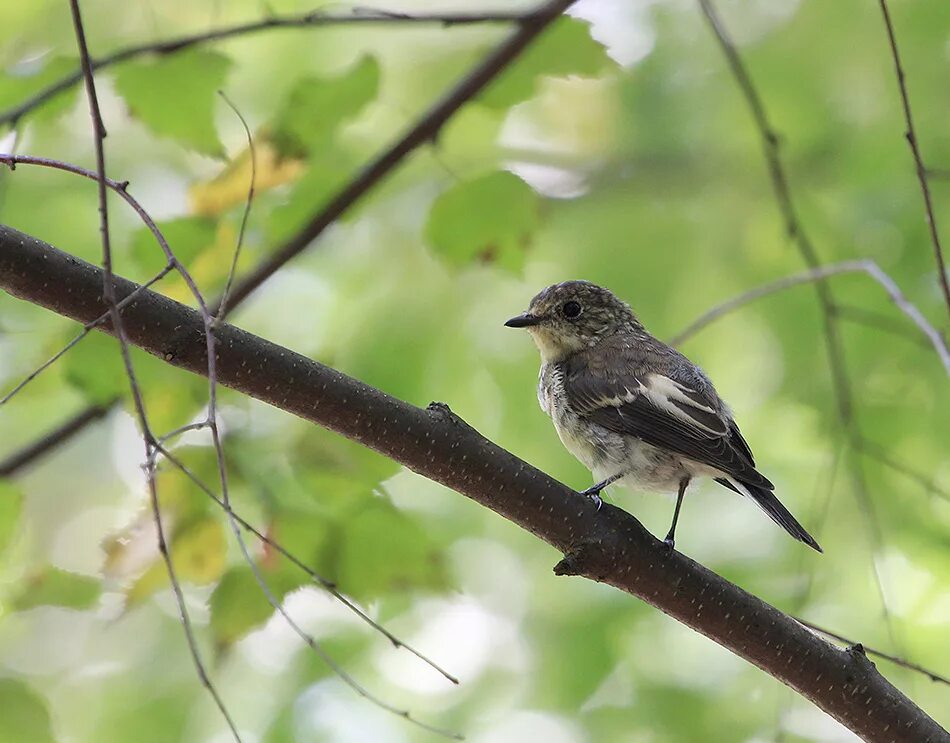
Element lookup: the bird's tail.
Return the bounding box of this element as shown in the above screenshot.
[719,477,823,553]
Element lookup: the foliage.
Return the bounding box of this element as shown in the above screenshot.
[0,0,948,742]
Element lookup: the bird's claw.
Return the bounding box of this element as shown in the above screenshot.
[662,536,676,552]
[578,485,604,511]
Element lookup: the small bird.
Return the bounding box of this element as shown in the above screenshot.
[505,280,822,552]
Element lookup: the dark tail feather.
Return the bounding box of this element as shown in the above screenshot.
[716,477,823,553]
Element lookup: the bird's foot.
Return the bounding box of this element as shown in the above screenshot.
[662,534,676,552]
[578,485,604,511]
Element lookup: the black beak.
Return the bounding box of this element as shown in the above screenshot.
[504,312,542,328]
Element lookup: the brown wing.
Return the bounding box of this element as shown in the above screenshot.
[561,350,772,490]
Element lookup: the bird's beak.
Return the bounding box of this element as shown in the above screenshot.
[504,312,542,328]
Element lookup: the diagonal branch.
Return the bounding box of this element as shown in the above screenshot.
[0,0,578,476]
[877,0,950,318]
[0,7,532,127]
[2,224,947,743]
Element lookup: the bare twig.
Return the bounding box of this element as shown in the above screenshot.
[214,91,256,322]
[0,0,579,476]
[68,0,241,738]
[0,398,116,476]
[3,227,947,743]
[796,617,950,686]
[856,437,950,503]
[877,0,950,318]
[670,259,950,376]
[697,0,853,425]
[0,7,532,127]
[833,304,942,350]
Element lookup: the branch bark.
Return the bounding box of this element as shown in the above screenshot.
[1,223,947,743]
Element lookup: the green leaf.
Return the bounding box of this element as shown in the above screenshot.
[272,56,380,156]
[425,171,540,272]
[337,499,445,602]
[0,480,22,554]
[62,331,125,404]
[0,56,79,125]
[113,50,232,157]
[129,215,216,275]
[209,564,303,647]
[11,566,99,610]
[0,680,55,743]
[479,18,611,109]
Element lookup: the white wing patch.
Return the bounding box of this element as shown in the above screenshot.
[641,374,725,435]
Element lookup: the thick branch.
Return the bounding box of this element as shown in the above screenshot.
[1,224,946,743]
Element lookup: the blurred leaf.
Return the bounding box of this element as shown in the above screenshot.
[0,56,79,125]
[129,215,216,275]
[337,498,446,602]
[0,679,55,743]
[113,50,232,157]
[479,18,611,109]
[0,480,22,554]
[125,514,226,606]
[425,171,540,272]
[11,566,100,610]
[209,563,303,647]
[189,136,306,216]
[272,56,380,156]
[62,332,125,404]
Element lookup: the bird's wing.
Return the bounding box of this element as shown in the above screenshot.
[562,354,772,489]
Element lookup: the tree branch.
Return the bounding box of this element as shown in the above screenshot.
[0,0,578,475]
[0,7,532,127]
[877,0,950,319]
[2,223,946,743]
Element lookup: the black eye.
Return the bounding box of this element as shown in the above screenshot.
[562,300,582,319]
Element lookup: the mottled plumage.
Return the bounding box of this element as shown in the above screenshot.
[506,280,821,552]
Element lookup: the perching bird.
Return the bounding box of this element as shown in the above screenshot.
[505,280,822,553]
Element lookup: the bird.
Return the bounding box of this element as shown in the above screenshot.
[504,280,822,553]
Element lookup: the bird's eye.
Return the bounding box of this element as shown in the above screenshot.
[562,300,582,319]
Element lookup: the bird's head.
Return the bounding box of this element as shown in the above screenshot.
[505,280,641,361]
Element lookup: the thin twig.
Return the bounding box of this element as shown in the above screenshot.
[833,303,942,350]
[214,91,256,322]
[877,0,950,319]
[0,0,578,476]
[0,399,116,476]
[856,437,950,503]
[796,618,950,686]
[697,0,853,425]
[214,0,580,313]
[0,266,173,406]
[0,7,532,127]
[670,259,950,376]
[154,445,462,688]
[68,0,242,738]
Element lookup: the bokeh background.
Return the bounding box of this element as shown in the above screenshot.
[1,0,948,741]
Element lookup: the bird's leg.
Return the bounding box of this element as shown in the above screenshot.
[579,472,624,511]
[663,477,690,550]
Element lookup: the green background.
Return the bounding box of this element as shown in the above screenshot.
[0,0,948,741]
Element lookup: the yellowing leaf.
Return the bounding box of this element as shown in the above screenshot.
[189,137,306,217]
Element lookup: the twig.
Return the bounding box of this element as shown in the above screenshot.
[0,0,579,476]
[856,437,950,503]
[214,91,256,322]
[670,259,950,376]
[697,0,853,425]
[153,447,460,684]
[0,7,532,127]
[68,0,242,738]
[3,227,947,743]
[0,266,173,406]
[0,398,116,476]
[877,0,950,319]
[833,303,942,350]
[796,617,950,686]
[214,0,581,313]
